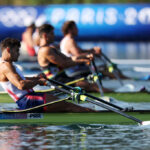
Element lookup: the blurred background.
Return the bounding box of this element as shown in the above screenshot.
[1,0,150,5]
[0,0,150,60]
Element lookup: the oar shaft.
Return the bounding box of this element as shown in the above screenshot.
[86,97,142,124]
[91,59,103,86]
[113,70,124,86]
[47,79,74,90]
[101,52,112,64]
[50,85,71,95]
[85,93,123,110]
[91,59,98,74]
[102,52,119,70]
[101,52,123,86]
[47,77,85,93]
[90,60,104,96]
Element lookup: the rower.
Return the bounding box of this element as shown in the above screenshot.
[21,17,36,57]
[37,24,112,92]
[0,37,96,113]
[60,21,101,58]
[60,21,101,77]
[60,20,127,79]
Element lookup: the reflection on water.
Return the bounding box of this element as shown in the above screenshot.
[79,41,150,59]
[0,124,150,150]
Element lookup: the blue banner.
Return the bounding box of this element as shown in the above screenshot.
[45,4,150,41]
[0,4,150,41]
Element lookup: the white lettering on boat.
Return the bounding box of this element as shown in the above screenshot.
[27,113,43,119]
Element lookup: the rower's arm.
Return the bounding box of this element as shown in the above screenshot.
[4,63,45,90]
[68,39,101,56]
[46,48,79,69]
[25,76,40,80]
[67,39,89,56]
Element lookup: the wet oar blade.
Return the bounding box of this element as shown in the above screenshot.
[141,121,150,126]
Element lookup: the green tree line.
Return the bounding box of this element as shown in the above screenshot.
[0,0,150,5]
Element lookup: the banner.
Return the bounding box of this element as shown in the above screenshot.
[0,4,150,41]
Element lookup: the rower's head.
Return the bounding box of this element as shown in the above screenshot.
[39,24,54,44]
[62,20,78,36]
[0,38,20,62]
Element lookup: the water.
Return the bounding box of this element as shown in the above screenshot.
[0,124,150,150]
[16,41,150,61]
[79,41,150,59]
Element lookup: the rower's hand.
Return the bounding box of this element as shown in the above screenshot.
[72,55,92,64]
[38,78,48,86]
[85,54,94,65]
[37,73,47,79]
[86,54,93,60]
[93,47,102,55]
[71,54,94,65]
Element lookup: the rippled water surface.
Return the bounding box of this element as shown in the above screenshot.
[0,124,150,150]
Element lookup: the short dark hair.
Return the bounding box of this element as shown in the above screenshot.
[38,24,54,37]
[0,38,20,52]
[62,20,76,35]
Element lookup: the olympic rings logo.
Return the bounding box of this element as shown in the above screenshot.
[0,7,37,27]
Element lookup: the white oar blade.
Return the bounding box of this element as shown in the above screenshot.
[141,121,150,126]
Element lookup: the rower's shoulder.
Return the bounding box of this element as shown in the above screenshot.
[0,61,11,67]
[39,46,49,53]
[38,46,56,55]
[62,35,74,42]
[0,61,14,77]
[61,36,75,48]
[1,62,14,71]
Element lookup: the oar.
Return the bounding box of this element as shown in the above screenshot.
[37,77,85,93]
[89,59,104,96]
[101,52,124,86]
[46,78,125,111]
[46,79,150,125]
[100,53,145,93]
[101,52,118,70]
[101,54,150,82]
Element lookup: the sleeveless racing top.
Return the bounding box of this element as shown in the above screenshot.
[60,36,72,57]
[0,61,33,102]
[60,37,90,77]
[39,45,63,79]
